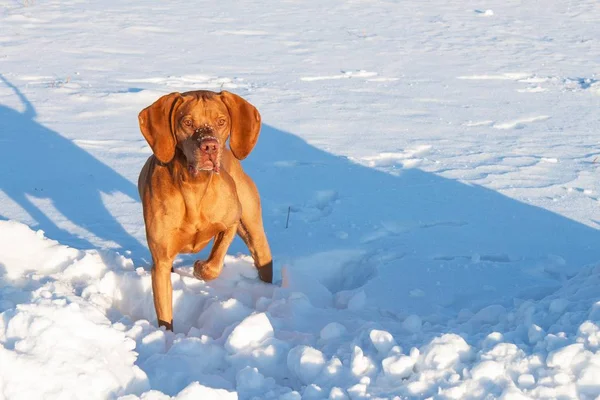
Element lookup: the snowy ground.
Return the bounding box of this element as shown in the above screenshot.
[1,0,600,399]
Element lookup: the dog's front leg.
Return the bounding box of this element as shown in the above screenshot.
[193,223,238,281]
[151,256,175,331]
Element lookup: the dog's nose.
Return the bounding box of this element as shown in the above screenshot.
[200,138,218,154]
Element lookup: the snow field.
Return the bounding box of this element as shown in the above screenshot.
[2,0,600,398]
[2,220,600,399]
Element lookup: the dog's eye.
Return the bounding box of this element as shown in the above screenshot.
[182,119,193,127]
[217,118,227,127]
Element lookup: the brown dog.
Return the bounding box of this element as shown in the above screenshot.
[137,90,273,331]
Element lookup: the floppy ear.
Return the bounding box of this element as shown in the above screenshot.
[220,91,261,160]
[138,92,183,164]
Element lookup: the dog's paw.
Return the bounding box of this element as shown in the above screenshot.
[193,260,221,281]
[257,261,273,284]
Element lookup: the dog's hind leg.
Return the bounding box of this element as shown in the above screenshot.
[237,219,272,283]
[235,179,273,284]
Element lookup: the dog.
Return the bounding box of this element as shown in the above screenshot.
[138,90,273,331]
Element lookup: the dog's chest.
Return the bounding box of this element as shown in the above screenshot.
[180,176,239,225]
[180,196,228,248]
[179,220,224,253]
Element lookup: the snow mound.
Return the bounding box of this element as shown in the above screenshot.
[2,217,600,399]
[225,312,274,353]
[0,283,148,399]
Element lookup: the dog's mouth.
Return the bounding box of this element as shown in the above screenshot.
[188,136,220,176]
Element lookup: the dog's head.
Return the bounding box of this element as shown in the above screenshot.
[138,90,261,175]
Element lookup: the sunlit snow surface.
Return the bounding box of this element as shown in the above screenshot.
[1,0,600,398]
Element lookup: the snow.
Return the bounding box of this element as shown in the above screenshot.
[167,382,237,400]
[2,0,600,398]
[350,346,375,377]
[368,329,396,355]
[225,313,274,353]
[321,322,347,341]
[381,354,415,379]
[418,333,472,370]
[401,314,422,333]
[287,345,327,385]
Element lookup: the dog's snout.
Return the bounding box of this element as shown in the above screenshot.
[200,140,217,154]
[200,139,218,154]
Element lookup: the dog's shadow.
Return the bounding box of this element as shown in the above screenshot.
[237,123,600,314]
[0,75,143,254]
